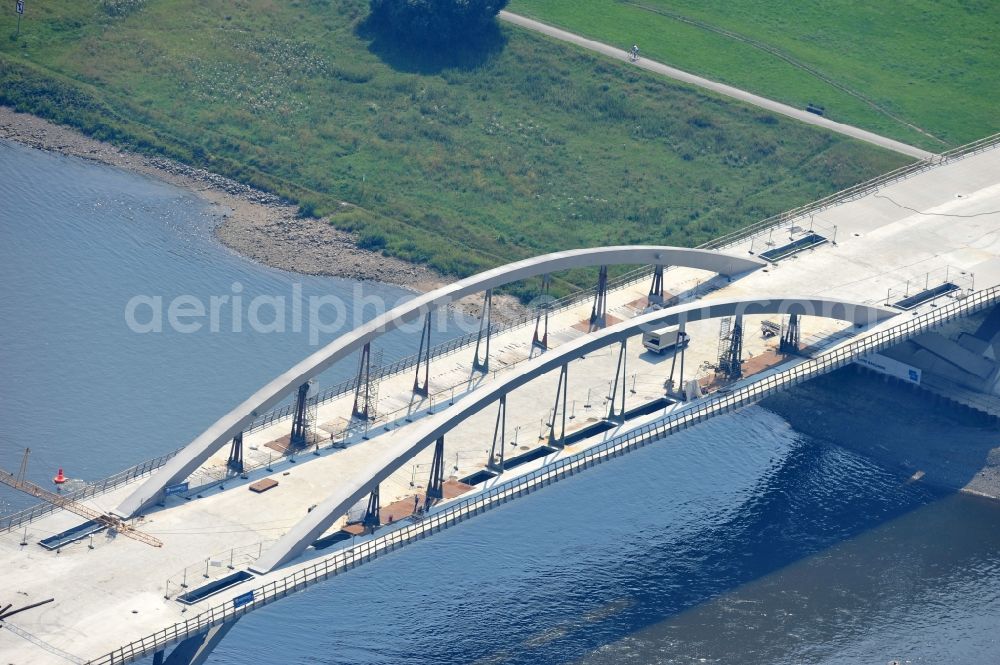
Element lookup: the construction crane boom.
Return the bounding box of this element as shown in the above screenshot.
[0,450,162,548]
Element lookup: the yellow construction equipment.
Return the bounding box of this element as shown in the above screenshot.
[0,449,162,548]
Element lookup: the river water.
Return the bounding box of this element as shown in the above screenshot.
[2,139,999,664]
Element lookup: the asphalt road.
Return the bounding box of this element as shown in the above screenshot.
[499,11,934,161]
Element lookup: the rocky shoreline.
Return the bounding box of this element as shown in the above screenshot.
[0,106,531,321]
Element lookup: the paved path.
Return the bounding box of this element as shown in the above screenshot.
[499,11,934,161]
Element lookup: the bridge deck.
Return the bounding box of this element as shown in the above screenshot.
[2,145,1000,664]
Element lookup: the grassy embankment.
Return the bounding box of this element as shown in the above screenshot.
[0,1,909,294]
[509,0,1000,151]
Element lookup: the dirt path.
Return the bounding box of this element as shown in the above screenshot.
[619,1,949,147]
[500,11,935,160]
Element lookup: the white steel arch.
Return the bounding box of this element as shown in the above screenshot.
[250,295,896,572]
[116,246,764,517]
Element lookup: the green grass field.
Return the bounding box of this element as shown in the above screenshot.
[0,1,909,291]
[509,0,999,151]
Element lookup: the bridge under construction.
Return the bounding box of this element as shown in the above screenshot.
[2,134,1000,665]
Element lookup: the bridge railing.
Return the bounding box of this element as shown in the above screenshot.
[0,264,652,531]
[242,263,654,435]
[0,264,653,531]
[91,285,1000,665]
[0,450,179,533]
[700,132,1000,253]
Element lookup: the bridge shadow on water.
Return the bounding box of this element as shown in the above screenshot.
[207,369,1000,665]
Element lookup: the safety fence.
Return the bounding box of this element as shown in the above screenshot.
[164,540,277,601]
[0,450,179,533]
[701,132,1000,253]
[89,285,1000,665]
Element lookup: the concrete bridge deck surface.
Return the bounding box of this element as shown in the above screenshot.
[2,145,1000,664]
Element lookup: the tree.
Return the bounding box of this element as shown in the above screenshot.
[368,0,509,46]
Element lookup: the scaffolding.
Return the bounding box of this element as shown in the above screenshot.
[779,313,801,355]
[716,316,744,381]
[352,344,383,421]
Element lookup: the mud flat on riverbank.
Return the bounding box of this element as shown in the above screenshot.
[0,106,441,288]
[0,106,530,322]
[762,368,1000,500]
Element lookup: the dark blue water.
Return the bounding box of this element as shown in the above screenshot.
[2,139,999,664]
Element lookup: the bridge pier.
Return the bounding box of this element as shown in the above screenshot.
[161,618,240,665]
[532,274,551,350]
[413,314,432,397]
[487,395,507,473]
[425,436,446,510]
[226,432,243,474]
[589,265,609,331]
[607,340,628,423]
[472,289,493,373]
[548,364,569,448]
[289,382,311,448]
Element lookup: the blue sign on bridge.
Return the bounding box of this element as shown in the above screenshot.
[164,482,189,496]
[233,590,254,608]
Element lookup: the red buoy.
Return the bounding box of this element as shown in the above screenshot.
[53,468,66,484]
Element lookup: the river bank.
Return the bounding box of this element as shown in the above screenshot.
[0,106,442,287]
[0,106,532,321]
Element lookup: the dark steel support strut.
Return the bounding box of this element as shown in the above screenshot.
[362,487,380,533]
[289,382,310,448]
[472,289,493,373]
[352,342,373,420]
[780,312,801,355]
[488,395,507,472]
[607,339,628,422]
[548,364,569,448]
[679,324,688,398]
[667,322,687,399]
[722,315,744,381]
[424,436,446,510]
[649,265,665,305]
[227,431,244,473]
[413,313,432,396]
[589,265,609,331]
[532,274,551,350]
